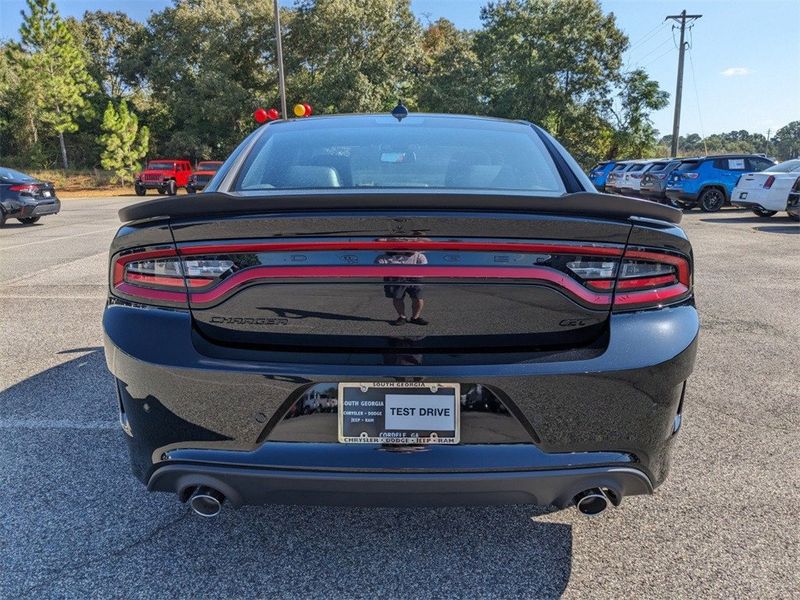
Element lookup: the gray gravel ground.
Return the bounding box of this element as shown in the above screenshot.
[1,198,798,599]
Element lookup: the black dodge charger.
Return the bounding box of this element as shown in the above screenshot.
[103,113,698,517]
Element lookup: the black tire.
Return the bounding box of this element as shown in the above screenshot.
[699,188,725,212]
[0,209,6,227]
[135,183,146,196]
[18,217,41,225]
[167,180,177,196]
[186,186,196,194]
[751,207,777,218]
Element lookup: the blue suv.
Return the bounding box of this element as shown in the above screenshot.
[665,154,775,212]
[588,160,617,191]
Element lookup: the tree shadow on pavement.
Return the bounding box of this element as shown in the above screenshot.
[1,348,573,600]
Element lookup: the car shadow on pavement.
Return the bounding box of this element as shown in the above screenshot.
[2,348,573,600]
[0,222,43,229]
[752,225,799,234]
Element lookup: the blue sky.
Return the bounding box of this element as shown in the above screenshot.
[1,0,797,138]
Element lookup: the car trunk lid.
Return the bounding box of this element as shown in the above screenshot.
[115,191,683,353]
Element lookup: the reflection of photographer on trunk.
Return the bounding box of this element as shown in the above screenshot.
[376,250,428,326]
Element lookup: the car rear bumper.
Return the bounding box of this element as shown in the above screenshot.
[137,180,170,189]
[104,302,698,507]
[149,461,653,507]
[1,197,60,218]
[639,187,666,200]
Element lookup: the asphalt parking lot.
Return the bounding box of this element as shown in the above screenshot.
[1,197,798,599]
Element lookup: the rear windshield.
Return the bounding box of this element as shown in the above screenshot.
[765,159,800,173]
[234,117,566,193]
[628,164,646,172]
[676,161,700,172]
[591,162,611,170]
[147,162,176,170]
[647,161,671,172]
[611,163,629,172]
[0,167,36,182]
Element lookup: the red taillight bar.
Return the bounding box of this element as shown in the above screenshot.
[188,265,614,307]
[111,241,691,311]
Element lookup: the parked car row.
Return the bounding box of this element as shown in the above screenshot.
[591,154,800,219]
[134,159,222,196]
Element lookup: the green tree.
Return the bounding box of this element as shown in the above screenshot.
[605,69,669,159]
[130,0,279,158]
[288,0,422,113]
[414,18,483,114]
[10,0,97,168]
[98,99,149,184]
[77,11,146,99]
[772,121,800,160]
[476,0,628,155]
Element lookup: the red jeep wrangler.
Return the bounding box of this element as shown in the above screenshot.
[134,159,193,196]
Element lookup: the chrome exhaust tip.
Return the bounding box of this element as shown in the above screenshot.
[188,486,225,517]
[574,488,610,516]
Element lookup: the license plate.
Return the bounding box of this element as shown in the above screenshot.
[739,192,748,199]
[338,382,460,444]
[42,191,51,197]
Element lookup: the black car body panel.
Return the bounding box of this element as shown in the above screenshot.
[0,167,60,224]
[103,114,697,510]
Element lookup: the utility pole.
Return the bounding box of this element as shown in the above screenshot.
[666,10,702,157]
[273,0,288,119]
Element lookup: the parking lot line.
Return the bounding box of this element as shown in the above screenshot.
[0,226,118,252]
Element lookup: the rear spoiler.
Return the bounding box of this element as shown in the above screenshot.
[118,190,682,225]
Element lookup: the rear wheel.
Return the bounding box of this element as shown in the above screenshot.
[0,209,6,227]
[751,207,777,218]
[167,180,177,196]
[135,183,146,196]
[18,216,41,225]
[699,188,725,212]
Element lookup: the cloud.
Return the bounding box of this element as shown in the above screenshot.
[721,67,752,77]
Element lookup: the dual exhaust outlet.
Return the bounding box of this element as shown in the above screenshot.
[186,485,617,517]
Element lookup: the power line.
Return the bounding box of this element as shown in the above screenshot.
[641,46,676,69]
[626,22,669,54]
[665,10,703,157]
[687,47,708,155]
[629,35,675,66]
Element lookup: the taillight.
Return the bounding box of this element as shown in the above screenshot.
[9,184,38,193]
[571,248,691,309]
[684,172,699,179]
[793,177,800,192]
[763,175,775,189]
[110,246,233,307]
[612,247,691,310]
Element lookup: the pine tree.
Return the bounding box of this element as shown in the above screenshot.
[98,100,149,185]
[12,0,96,169]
